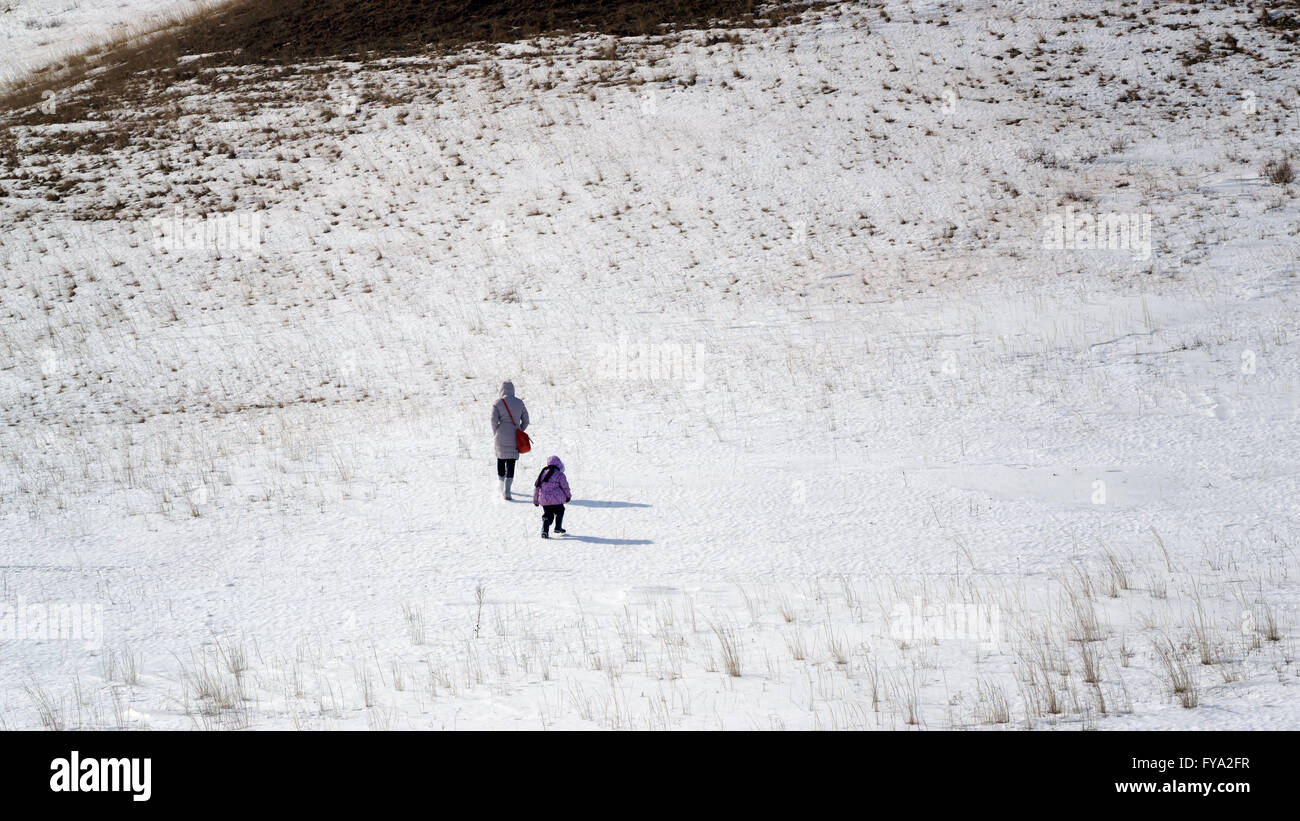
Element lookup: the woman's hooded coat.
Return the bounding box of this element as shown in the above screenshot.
[492,381,529,459]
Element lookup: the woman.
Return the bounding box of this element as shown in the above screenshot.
[491,380,529,499]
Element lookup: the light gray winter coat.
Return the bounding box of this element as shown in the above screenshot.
[491,381,529,459]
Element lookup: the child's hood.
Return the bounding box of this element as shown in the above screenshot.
[546,456,564,471]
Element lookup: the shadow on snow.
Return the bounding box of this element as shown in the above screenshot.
[558,535,653,546]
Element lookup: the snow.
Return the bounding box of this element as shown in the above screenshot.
[0,0,213,82]
[1,0,1298,730]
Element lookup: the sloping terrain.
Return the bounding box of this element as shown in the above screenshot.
[0,0,1298,730]
[0,0,211,82]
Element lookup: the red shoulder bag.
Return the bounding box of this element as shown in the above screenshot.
[500,399,531,455]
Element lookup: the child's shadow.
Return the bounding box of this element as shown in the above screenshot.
[557,500,652,544]
[561,535,653,546]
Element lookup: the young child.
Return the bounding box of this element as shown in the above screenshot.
[533,456,571,538]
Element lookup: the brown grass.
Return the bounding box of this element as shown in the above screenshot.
[1263,157,1294,185]
[0,0,834,220]
[1,0,831,122]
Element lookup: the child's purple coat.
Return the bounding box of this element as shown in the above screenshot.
[533,456,571,506]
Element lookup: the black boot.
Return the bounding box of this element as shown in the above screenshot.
[553,510,566,534]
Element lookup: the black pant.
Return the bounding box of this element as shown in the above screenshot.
[496,458,516,479]
[542,504,565,531]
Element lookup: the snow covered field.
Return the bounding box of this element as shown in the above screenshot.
[0,0,214,82]
[1,0,1298,730]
